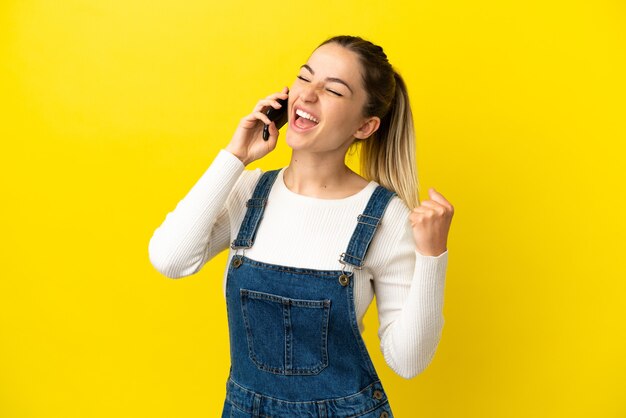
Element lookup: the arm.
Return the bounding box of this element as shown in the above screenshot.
[147,149,246,278]
[374,222,449,379]
[148,87,290,278]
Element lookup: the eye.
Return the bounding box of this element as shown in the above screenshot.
[297,75,310,82]
[327,89,343,97]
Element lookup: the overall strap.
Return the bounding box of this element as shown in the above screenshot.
[231,169,281,249]
[339,185,397,269]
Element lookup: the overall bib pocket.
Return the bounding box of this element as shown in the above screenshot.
[240,288,331,375]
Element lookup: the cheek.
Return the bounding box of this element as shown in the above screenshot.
[326,107,361,131]
[288,87,300,102]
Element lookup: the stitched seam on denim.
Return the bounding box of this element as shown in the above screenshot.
[344,221,379,266]
[284,301,292,372]
[240,256,345,277]
[228,378,383,406]
[321,302,330,368]
[232,170,279,248]
[242,289,331,307]
[239,292,263,371]
[348,400,390,417]
[252,394,261,417]
[343,186,395,268]
[228,397,251,415]
[317,401,327,418]
[233,208,262,247]
[346,282,379,379]
[245,198,267,207]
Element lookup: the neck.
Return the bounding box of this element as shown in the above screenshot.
[283,150,353,198]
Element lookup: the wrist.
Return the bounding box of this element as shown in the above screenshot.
[225,146,247,166]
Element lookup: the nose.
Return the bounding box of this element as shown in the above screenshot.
[299,84,318,103]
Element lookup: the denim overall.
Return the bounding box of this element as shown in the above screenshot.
[221,169,396,418]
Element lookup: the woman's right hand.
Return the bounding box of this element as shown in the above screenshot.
[225,86,289,166]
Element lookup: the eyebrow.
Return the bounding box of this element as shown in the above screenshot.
[300,64,354,94]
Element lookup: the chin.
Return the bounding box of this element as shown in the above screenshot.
[285,130,313,150]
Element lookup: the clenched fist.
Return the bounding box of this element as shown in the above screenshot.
[409,188,454,257]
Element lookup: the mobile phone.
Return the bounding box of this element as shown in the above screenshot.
[263,98,289,141]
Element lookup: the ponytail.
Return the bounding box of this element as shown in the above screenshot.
[358,71,420,209]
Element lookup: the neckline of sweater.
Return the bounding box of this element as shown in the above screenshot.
[274,167,378,205]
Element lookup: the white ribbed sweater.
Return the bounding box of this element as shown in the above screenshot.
[148,149,448,379]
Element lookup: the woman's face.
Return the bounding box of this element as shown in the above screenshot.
[285,42,380,154]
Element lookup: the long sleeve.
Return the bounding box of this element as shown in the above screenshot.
[148,152,449,379]
[374,220,449,379]
[148,149,246,278]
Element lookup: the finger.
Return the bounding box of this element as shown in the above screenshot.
[420,203,447,218]
[411,205,443,220]
[254,99,284,113]
[411,206,432,215]
[408,211,426,226]
[250,111,272,125]
[417,200,442,211]
[265,88,289,100]
[428,187,453,210]
[241,111,268,125]
[268,121,280,139]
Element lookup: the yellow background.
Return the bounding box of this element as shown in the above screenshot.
[1,0,625,417]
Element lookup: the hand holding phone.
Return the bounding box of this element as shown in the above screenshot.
[263,98,288,141]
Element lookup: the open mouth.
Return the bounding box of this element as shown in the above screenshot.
[293,107,320,131]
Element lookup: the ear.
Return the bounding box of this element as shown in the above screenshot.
[353,116,381,140]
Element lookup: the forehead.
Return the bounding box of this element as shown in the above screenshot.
[306,43,364,86]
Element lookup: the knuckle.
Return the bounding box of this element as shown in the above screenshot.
[409,212,422,222]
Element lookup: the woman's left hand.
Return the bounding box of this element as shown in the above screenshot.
[409,188,454,257]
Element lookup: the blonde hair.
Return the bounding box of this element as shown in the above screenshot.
[318,36,421,209]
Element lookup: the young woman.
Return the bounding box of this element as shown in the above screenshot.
[149,35,454,418]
